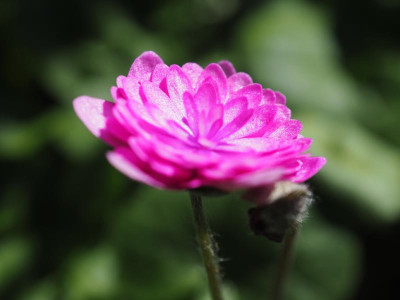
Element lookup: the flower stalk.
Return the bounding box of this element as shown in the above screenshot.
[189,191,224,300]
[272,226,299,300]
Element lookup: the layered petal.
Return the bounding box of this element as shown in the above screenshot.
[128,51,163,81]
[74,51,325,191]
[73,96,129,146]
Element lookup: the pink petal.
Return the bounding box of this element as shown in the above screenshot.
[227,72,253,93]
[121,77,141,102]
[269,119,302,139]
[227,137,273,152]
[116,75,125,87]
[107,147,166,188]
[223,97,248,124]
[215,109,254,140]
[73,96,127,146]
[150,63,169,86]
[230,83,263,108]
[260,88,276,105]
[275,91,286,105]
[195,83,217,114]
[110,86,127,101]
[198,63,228,101]
[128,51,163,81]
[141,81,184,123]
[167,65,193,116]
[228,104,278,139]
[112,102,139,135]
[207,119,223,139]
[182,63,203,87]
[218,60,236,77]
[128,137,193,179]
[183,92,199,135]
[204,104,224,137]
[211,168,283,191]
[289,156,327,183]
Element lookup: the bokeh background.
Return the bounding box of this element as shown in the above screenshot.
[1,0,400,299]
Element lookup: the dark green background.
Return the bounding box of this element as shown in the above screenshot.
[1,0,400,299]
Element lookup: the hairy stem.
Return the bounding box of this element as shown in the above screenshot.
[189,191,224,300]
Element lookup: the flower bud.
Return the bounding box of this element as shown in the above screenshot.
[246,181,313,242]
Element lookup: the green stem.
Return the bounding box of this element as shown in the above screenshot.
[189,191,224,300]
[272,227,299,300]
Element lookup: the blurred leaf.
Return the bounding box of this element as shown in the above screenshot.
[0,121,44,160]
[0,108,101,161]
[0,184,28,233]
[249,215,361,300]
[301,112,400,223]
[19,280,57,300]
[287,216,361,300]
[64,246,118,300]
[42,42,124,105]
[112,188,204,299]
[239,0,359,114]
[0,237,33,291]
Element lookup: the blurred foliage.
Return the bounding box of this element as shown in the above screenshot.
[1,0,399,299]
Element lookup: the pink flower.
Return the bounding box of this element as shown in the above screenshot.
[73,51,326,191]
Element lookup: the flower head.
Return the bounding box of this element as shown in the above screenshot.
[73,51,326,191]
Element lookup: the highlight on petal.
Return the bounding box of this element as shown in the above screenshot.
[230,83,263,108]
[128,51,163,81]
[227,72,253,93]
[150,63,169,86]
[194,83,218,114]
[73,96,126,145]
[73,96,113,138]
[228,104,278,139]
[223,97,248,124]
[182,63,203,87]
[167,65,193,116]
[269,119,302,139]
[141,81,184,123]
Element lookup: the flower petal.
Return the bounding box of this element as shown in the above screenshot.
[223,97,248,124]
[150,63,169,86]
[195,82,218,114]
[121,77,141,102]
[182,62,203,87]
[218,60,236,77]
[198,63,228,102]
[269,119,302,139]
[167,65,193,116]
[183,92,199,135]
[141,81,184,123]
[227,72,253,93]
[275,91,286,105]
[215,109,254,140]
[260,88,276,105]
[228,104,278,139]
[73,96,128,145]
[230,83,263,108]
[107,147,166,188]
[290,156,327,183]
[128,51,164,81]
